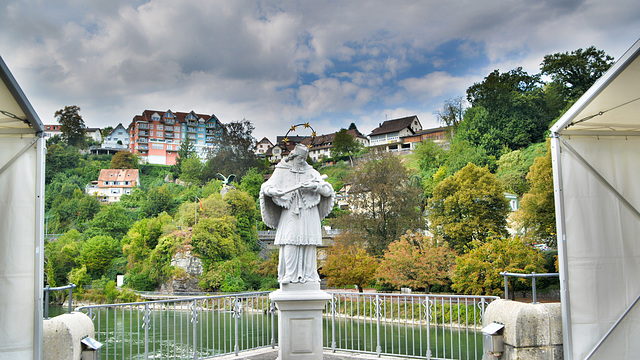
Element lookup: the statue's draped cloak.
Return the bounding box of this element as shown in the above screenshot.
[260,162,334,246]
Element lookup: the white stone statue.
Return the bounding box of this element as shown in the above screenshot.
[260,144,335,283]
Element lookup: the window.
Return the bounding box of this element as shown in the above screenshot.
[152,143,164,150]
[157,132,163,138]
[157,124,164,130]
[149,131,154,136]
[111,188,120,194]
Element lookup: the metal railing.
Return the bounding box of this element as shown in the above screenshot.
[44,283,76,319]
[324,292,498,360]
[77,292,275,360]
[77,291,497,360]
[499,271,560,303]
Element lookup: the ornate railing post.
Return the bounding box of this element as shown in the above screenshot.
[191,300,199,359]
[374,294,382,357]
[233,297,243,355]
[330,295,337,352]
[270,302,277,349]
[141,303,151,360]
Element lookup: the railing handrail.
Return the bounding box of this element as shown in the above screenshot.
[44,283,76,319]
[77,290,272,311]
[499,271,560,303]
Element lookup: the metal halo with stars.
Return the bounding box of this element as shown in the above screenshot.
[282,122,316,150]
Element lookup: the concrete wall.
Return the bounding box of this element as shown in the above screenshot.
[43,312,94,360]
[483,300,563,359]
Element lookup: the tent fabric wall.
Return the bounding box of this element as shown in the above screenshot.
[551,39,640,359]
[0,136,42,360]
[0,55,45,360]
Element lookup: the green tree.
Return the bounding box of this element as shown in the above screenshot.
[238,167,264,200]
[101,126,114,139]
[191,216,243,264]
[223,189,259,246]
[320,233,379,292]
[174,138,197,176]
[110,151,138,169]
[84,203,134,240]
[377,232,457,292]
[45,142,80,184]
[204,119,262,180]
[451,236,545,296]
[428,163,510,252]
[541,46,614,101]
[143,185,179,217]
[179,157,204,185]
[518,140,556,246]
[496,142,546,196]
[461,68,552,157]
[331,128,362,165]
[55,105,87,148]
[45,230,82,286]
[80,235,122,279]
[334,151,423,256]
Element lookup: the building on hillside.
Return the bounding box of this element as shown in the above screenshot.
[127,109,224,165]
[368,115,422,152]
[85,127,103,143]
[267,135,309,163]
[102,123,129,149]
[401,126,451,149]
[255,137,273,156]
[43,124,62,139]
[300,129,369,162]
[85,168,140,202]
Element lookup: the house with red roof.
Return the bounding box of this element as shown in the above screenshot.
[368,115,422,152]
[85,168,140,202]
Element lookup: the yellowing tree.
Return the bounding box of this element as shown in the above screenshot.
[320,233,378,292]
[428,163,510,253]
[377,232,457,292]
[451,236,545,297]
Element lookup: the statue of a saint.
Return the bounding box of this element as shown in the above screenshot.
[260,144,335,283]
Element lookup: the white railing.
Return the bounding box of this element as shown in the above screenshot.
[76,291,497,360]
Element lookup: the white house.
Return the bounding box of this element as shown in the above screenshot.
[368,116,422,152]
[102,123,129,149]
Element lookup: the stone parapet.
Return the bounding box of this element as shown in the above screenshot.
[483,299,563,359]
[43,312,95,360]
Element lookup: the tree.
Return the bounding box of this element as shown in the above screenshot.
[377,232,457,292]
[518,140,556,246]
[45,142,81,184]
[204,119,262,180]
[179,157,204,185]
[451,236,545,296]
[496,142,545,196]
[334,151,423,255]
[331,128,362,165]
[428,163,510,253]
[84,203,134,240]
[174,138,197,176]
[45,229,81,286]
[238,167,264,200]
[320,233,379,292]
[434,96,466,134]
[461,68,552,157]
[101,126,114,139]
[55,105,86,148]
[541,46,614,101]
[110,151,138,169]
[80,235,122,279]
[143,185,179,217]
[223,189,259,246]
[191,216,244,264]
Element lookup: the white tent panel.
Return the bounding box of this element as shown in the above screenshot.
[552,39,640,359]
[0,55,44,360]
[0,137,39,359]
[557,136,640,358]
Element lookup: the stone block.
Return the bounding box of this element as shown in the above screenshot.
[43,312,95,360]
[483,300,562,360]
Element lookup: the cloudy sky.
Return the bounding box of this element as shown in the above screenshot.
[1,0,639,141]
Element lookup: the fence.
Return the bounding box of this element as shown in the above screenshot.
[499,271,560,303]
[77,291,498,360]
[44,283,76,319]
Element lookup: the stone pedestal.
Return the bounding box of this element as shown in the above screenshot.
[270,282,331,360]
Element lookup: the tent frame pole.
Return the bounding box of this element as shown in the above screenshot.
[551,134,573,359]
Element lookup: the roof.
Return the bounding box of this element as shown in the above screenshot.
[85,127,101,132]
[0,55,43,134]
[301,129,365,149]
[368,116,419,137]
[551,39,640,136]
[98,169,139,187]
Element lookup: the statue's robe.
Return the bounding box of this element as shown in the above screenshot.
[260,161,334,283]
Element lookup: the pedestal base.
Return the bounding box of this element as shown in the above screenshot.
[270,282,332,360]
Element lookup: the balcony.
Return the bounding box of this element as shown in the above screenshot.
[188,135,196,140]
[138,138,148,143]
[138,130,148,136]
[165,126,174,132]
[138,124,149,130]
[187,127,197,133]
[136,145,148,151]
[165,119,175,125]
[205,130,216,135]
[165,133,175,139]
[187,120,197,126]
[206,136,218,143]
